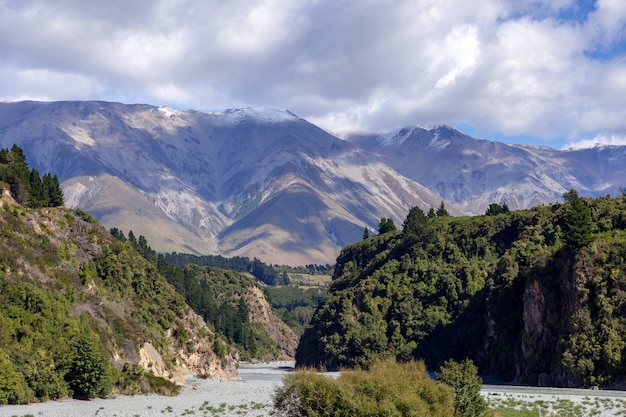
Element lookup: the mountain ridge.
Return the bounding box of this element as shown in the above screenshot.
[0,100,446,265]
[1,100,624,265]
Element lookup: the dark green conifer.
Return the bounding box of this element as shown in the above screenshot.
[436,201,449,217]
[563,189,593,249]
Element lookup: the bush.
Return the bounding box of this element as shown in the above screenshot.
[437,358,487,417]
[273,358,454,417]
[64,333,111,399]
[0,349,33,404]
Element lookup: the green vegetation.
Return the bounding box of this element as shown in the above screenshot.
[263,285,327,336]
[0,149,229,403]
[0,201,197,403]
[64,331,111,399]
[377,217,397,234]
[485,202,510,216]
[437,359,487,417]
[296,192,626,388]
[160,263,280,360]
[0,144,63,208]
[273,358,455,417]
[162,251,289,285]
[486,394,626,416]
[114,229,287,360]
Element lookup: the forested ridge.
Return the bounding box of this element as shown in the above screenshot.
[0,147,244,404]
[297,192,626,388]
[0,203,223,403]
[112,229,298,360]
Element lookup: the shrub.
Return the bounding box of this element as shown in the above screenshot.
[273,358,454,417]
[437,358,487,417]
[64,333,111,399]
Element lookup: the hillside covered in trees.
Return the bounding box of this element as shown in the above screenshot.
[297,191,626,388]
[0,202,240,404]
[110,229,299,361]
[0,147,297,405]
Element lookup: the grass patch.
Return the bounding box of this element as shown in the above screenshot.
[486,393,626,417]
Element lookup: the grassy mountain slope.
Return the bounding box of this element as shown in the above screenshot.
[296,194,626,388]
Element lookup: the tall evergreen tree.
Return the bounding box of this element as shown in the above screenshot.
[29,168,46,207]
[403,206,428,235]
[378,217,397,234]
[436,201,449,217]
[48,174,64,207]
[563,189,593,250]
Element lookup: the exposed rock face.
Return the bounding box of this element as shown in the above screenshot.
[161,308,239,383]
[138,313,239,384]
[521,279,549,383]
[245,286,298,360]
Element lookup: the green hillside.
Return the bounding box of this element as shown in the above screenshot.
[296,192,626,388]
[0,145,256,404]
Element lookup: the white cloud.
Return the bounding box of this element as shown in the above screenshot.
[566,133,626,149]
[0,0,625,147]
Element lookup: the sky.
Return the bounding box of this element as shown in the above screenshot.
[1,0,625,149]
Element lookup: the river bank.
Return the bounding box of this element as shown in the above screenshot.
[3,362,626,417]
[0,362,291,417]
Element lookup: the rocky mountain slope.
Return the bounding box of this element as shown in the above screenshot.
[348,126,626,212]
[0,101,444,265]
[1,100,625,265]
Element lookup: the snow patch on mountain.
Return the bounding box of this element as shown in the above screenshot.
[429,132,451,150]
[380,128,413,146]
[208,107,300,125]
[157,106,184,118]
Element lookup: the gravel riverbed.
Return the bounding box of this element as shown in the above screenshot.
[3,362,626,417]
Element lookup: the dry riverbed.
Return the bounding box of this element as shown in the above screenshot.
[3,362,626,417]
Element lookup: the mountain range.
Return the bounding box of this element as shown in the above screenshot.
[0,100,624,265]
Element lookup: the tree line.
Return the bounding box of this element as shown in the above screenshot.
[0,144,63,208]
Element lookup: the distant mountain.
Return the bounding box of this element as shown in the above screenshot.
[0,101,624,265]
[0,101,445,265]
[348,126,626,212]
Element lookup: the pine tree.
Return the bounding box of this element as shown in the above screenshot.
[48,174,64,206]
[363,226,370,239]
[29,168,46,207]
[563,189,593,250]
[403,206,427,235]
[436,201,449,217]
[378,217,397,234]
